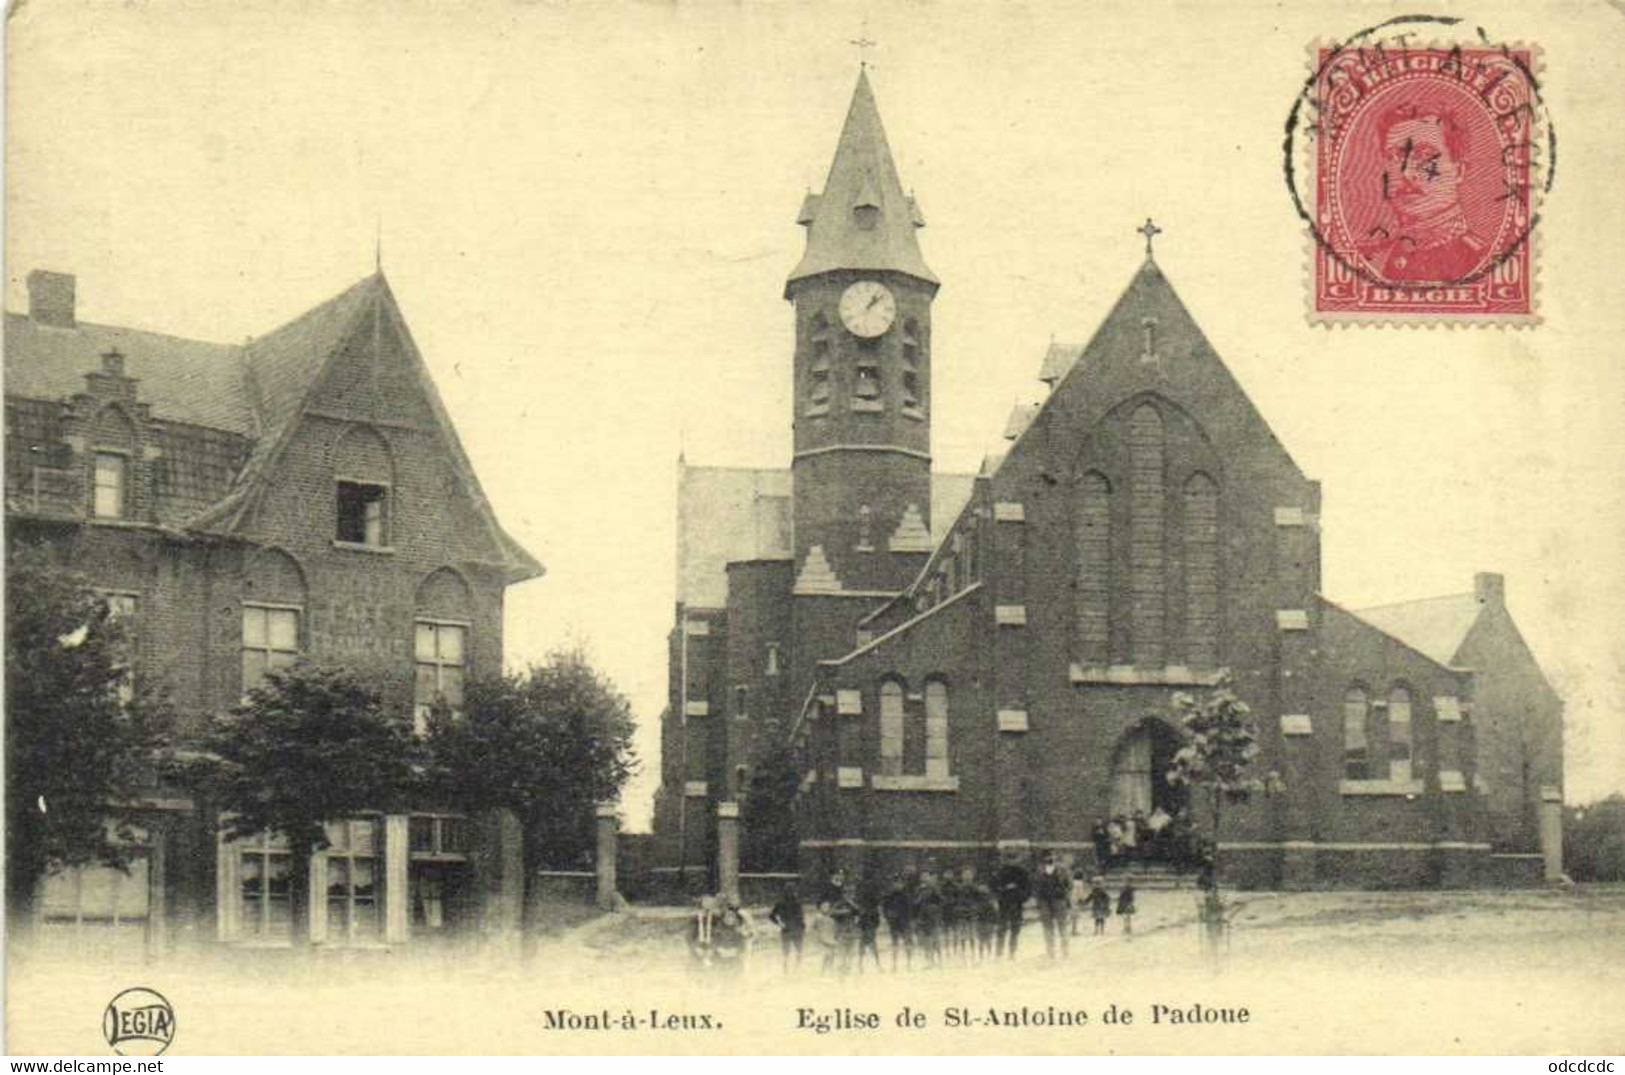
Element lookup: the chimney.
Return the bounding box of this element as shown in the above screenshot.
[27,270,76,328]
[1474,572,1505,608]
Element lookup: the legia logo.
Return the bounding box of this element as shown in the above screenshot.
[103,987,175,1056]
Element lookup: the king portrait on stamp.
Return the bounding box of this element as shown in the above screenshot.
[1301,36,1550,325]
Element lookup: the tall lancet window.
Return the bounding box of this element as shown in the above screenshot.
[1128,404,1166,667]
[1184,473,1219,669]
[1075,471,1111,666]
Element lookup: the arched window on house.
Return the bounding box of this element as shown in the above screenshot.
[879,680,905,776]
[241,548,307,696]
[334,425,394,548]
[414,568,472,735]
[1389,686,1414,781]
[1184,472,1219,669]
[924,680,950,779]
[1343,686,1370,780]
[1075,471,1111,666]
[1128,404,1166,666]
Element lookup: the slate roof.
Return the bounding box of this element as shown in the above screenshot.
[676,463,974,608]
[5,272,541,582]
[1037,341,1084,384]
[1352,592,1483,667]
[786,70,937,290]
[3,313,254,434]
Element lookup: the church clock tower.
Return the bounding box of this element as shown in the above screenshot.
[787,70,939,596]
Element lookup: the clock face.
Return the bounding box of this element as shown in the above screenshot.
[838,280,897,338]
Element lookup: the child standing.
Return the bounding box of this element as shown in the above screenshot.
[767,884,805,974]
[856,895,883,974]
[1117,881,1137,936]
[1087,875,1113,936]
[813,902,840,975]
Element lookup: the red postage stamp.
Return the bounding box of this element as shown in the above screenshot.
[1305,41,1546,326]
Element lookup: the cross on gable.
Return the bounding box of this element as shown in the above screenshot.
[1138,217,1163,261]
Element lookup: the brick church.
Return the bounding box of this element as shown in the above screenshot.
[654,71,1565,890]
[6,269,541,951]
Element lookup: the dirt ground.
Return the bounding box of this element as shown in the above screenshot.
[9,885,1625,1054]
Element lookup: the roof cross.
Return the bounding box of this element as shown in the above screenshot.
[1138,217,1163,262]
[849,26,877,69]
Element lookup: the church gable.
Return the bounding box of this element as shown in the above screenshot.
[984,260,1319,677]
[999,262,1306,492]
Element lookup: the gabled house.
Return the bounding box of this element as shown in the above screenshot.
[6,268,542,950]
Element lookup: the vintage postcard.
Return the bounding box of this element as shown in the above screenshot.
[4,0,1623,1059]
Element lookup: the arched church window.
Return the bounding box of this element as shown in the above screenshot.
[879,680,904,776]
[1388,686,1414,781]
[1076,471,1111,666]
[1184,473,1219,669]
[1128,404,1166,667]
[1343,686,1370,780]
[901,319,921,412]
[808,314,832,414]
[856,504,873,550]
[924,680,950,779]
[854,358,882,402]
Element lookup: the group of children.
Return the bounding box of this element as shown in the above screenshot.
[1074,871,1137,936]
[750,862,1138,977]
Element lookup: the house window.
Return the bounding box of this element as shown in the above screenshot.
[335,481,388,546]
[734,685,749,720]
[1389,686,1414,781]
[414,621,468,734]
[242,605,300,694]
[105,593,138,708]
[765,642,781,678]
[879,681,905,776]
[93,452,126,519]
[106,593,138,622]
[409,814,472,858]
[323,819,379,944]
[238,832,293,940]
[924,681,950,779]
[1343,687,1370,780]
[40,855,149,929]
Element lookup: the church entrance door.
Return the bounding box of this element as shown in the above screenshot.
[1108,720,1188,861]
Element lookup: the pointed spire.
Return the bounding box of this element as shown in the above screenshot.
[787,70,938,292]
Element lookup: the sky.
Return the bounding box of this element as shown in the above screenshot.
[7,0,1623,824]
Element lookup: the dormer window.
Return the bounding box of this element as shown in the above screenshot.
[93,452,127,519]
[336,481,388,546]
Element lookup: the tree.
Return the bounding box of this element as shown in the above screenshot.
[190,662,420,947]
[1166,674,1271,931]
[741,746,800,872]
[423,647,636,954]
[1565,795,1625,882]
[4,548,171,934]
